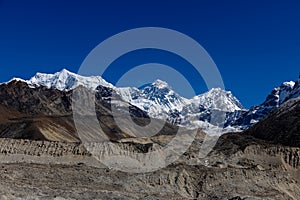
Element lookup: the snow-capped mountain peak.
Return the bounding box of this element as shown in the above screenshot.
[282,81,295,88]
[28,69,114,91]
[278,81,295,104]
[191,88,244,112]
[140,79,189,111]
[151,79,170,89]
[226,76,300,131]
[286,76,300,101]
[114,79,191,120]
[5,77,27,84]
[262,80,295,108]
[3,69,300,134]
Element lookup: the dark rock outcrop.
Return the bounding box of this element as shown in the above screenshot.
[245,97,300,147]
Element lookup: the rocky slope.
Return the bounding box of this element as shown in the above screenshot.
[0,80,179,142]
[245,97,300,147]
[5,69,246,133]
[8,69,300,133]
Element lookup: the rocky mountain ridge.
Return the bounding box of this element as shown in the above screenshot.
[4,69,300,134]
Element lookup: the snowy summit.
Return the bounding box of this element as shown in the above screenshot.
[4,69,300,134]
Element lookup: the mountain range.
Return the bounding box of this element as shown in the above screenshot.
[4,69,300,134]
[1,69,300,199]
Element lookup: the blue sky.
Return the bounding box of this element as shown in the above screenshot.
[0,0,299,108]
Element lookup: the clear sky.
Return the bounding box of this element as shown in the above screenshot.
[0,0,299,108]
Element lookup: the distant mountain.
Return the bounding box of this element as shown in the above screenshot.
[118,80,189,119]
[170,88,245,134]
[141,80,189,111]
[228,77,300,129]
[27,69,114,90]
[113,81,244,133]
[191,88,244,112]
[24,69,245,133]
[0,79,179,141]
[3,69,300,134]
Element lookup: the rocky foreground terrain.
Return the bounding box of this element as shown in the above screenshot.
[0,131,299,199]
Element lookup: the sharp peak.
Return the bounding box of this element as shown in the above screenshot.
[60,68,71,73]
[4,77,27,84]
[151,79,171,88]
[271,80,296,92]
[195,87,237,99]
[207,87,231,94]
[32,68,106,79]
[281,81,295,87]
[55,68,76,75]
[280,74,300,84]
[33,68,74,76]
[153,79,168,85]
[209,87,226,91]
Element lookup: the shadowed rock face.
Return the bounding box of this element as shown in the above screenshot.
[245,97,300,147]
[0,81,179,142]
[0,80,72,115]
